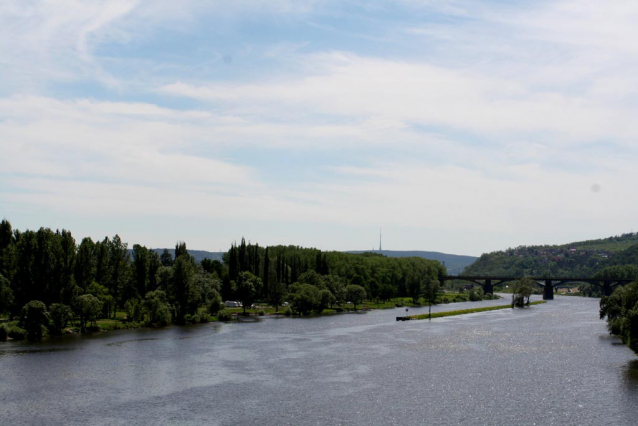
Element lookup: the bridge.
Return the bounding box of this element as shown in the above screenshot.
[441,275,635,300]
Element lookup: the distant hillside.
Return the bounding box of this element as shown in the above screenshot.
[129,248,224,263]
[346,250,477,274]
[463,232,638,277]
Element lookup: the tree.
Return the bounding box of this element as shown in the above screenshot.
[423,277,440,305]
[160,249,173,267]
[175,241,188,260]
[291,283,319,315]
[75,237,96,292]
[378,282,395,303]
[132,244,149,298]
[346,285,367,311]
[317,289,335,313]
[236,271,262,314]
[87,281,113,319]
[76,294,102,332]
[406,272,422,304]
[143,290,172,326]
[49,303,73,334]
[172,255,196,322]
[512,277,535,307]
[600,282,638,353]
[22,300,49,339]
[0,273,14,316]
[268,282,288,312]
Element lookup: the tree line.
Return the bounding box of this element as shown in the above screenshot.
[0,220,445,339]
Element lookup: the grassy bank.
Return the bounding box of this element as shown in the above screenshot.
[408,300,547,320]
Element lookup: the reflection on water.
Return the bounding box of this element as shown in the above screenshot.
[1,296,637,425]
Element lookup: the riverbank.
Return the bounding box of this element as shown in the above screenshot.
[0,293,500,340]
[406,300,547,320]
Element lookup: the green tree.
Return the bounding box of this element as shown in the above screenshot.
[512,277,535,307]
[75,237,96,292]
[160,249,173,267]
[0,273,14,316]
[268,282,288,312]
[132,244,149,298]
[317,289,335,313]
[87,281,113,319]
[76,294,102,332]
[291,283,319,315]
[346,285,367,311]
[143,290,172,326]
[423,277,440,305]
[236,271,262,314]
[21,300,49,340]
[49,303,73,334]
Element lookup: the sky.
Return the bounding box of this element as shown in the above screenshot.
[1,0,638,256]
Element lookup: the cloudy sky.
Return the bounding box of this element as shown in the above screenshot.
[1,0,637,256]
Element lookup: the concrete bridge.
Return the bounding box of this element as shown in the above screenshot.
[441,275,635,300]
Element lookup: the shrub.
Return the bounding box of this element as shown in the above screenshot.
[283,308,292,316]
[217,310,233,321]
[257,310,265,316]
[199,314,210,323]
[469,288,484,302]
[8,326,27,340]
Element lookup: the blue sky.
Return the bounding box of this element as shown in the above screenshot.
[2,0,638,256]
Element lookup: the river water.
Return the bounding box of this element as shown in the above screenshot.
[1,295,637,425]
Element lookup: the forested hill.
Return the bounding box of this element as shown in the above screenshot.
[463,232,638,277]
[346,250,476,274]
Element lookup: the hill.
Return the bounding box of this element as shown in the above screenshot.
[346,250,476,275]
[463,232,638,277]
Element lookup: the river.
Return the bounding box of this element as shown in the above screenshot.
[1,295,637,425]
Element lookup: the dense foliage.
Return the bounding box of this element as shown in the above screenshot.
[463,233,638,278]
[600,282,638,353]
[0,220,446,337]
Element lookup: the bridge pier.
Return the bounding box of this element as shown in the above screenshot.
[484,279,493,295]
[603,281,613,297]
[543,280,554,300]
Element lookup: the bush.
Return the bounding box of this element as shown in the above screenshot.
[217,310,233,321]
[199,314,210,323]
[283,308,292,316]
[257,310,265,316]
[469,288,484,302]
[441,297,450,304]
[8,326,27,340]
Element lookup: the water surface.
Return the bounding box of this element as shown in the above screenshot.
[1,296,637,425]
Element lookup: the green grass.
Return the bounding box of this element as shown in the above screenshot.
[408,300,547,320]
